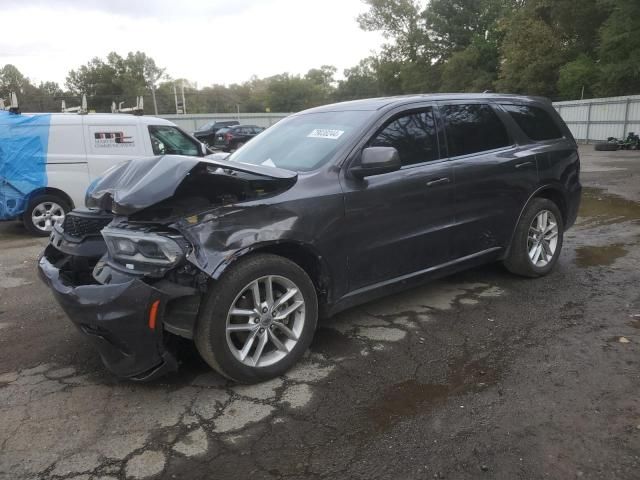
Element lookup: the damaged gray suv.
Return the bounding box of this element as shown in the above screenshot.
[38,94,581,383]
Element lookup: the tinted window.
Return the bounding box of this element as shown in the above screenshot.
[441,104,510,157]
[148,126,199,156]
[369,109,439,166]
[503,104,563,141]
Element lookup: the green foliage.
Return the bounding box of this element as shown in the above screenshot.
[596,0,640,96]
[557,55,599,100]
[440,37,499,92]
[497,12,566,96]
[425,0,514,61]
[358,0,431,62]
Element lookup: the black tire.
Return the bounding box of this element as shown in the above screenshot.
[504,198,564,278]
[594,142,619,151]
[23,194,70,237]
[195,254,318,383]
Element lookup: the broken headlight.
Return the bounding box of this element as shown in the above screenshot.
[101,227,187,268]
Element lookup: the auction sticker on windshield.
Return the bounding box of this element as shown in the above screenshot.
[307,128,344,140]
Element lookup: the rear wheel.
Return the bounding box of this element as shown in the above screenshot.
[195,254,318,383]
[504,198,564,277]
[23,194,69,236]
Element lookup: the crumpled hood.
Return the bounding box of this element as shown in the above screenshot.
[85,154,297,215]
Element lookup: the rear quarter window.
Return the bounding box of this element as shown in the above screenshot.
[502,104,564,141]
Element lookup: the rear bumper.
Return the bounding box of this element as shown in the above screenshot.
[565,183,582,229]
[38,249,179,380]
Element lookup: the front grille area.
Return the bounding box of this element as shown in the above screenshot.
[62,211,113,239]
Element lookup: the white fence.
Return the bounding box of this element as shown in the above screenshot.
[160,113,290,132]
[553,95,640,143]
[160,95,640,143]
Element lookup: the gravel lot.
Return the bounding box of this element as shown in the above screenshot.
[1,146,639,480]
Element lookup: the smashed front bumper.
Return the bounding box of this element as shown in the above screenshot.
[38,245,183,381]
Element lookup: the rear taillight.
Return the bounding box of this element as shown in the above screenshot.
[225,133,233,142]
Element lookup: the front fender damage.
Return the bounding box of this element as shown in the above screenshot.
[171,203,303,280]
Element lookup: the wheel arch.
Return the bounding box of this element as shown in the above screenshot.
[26,187,75,210]
[211,241,333,310]
[505,184,567,255]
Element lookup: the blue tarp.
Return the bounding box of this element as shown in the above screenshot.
[0,111,51,220]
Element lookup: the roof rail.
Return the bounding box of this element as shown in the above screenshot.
[61,94,88,114]
[111,96,144,116]
[0,92,20,114]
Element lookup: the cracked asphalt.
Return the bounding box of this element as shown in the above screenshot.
[1,146,639,480]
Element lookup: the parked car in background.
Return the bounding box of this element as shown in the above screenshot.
[193,120,239,145]
[213,124,265,151]
[0,111,208,236]
[38,94,581,383]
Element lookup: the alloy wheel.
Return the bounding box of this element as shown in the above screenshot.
[527,209,559,267]
[31,202,65,233]
[225,275,306,367]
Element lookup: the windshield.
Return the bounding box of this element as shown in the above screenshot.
[228,110,372,171]
[198,121,214,131]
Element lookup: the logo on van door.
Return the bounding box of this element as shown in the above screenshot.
[94,131,135,148]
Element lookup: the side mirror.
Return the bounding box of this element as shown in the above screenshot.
[350,147,401,179]
[200,142,209,156]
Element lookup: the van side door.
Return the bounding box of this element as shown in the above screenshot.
[439,102,538,259]
[83,120,147,180]
[341,105,455,292]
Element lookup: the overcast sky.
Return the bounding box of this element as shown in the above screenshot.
[1,0,384,88]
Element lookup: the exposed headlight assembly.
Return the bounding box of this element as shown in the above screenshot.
[101,227,187,268]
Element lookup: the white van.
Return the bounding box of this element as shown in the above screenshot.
[0,112,207,235]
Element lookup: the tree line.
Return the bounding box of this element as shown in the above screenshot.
[2,0,638,114]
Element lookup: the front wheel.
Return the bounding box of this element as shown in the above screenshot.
[23,194,70,236]
[504,198,564,278]
[195,254,318,383]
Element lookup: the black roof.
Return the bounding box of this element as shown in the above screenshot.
[301,93,551,114]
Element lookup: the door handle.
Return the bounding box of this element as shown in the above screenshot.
[515,161,533,169]
[426,177,451,187]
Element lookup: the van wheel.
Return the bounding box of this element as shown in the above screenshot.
[23,194,69,236]
[195,254,318,383]
[504,198,564,278]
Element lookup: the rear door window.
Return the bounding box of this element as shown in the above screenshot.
[502,104,563,141]
[441,104,511,157]
[369,108,439,166]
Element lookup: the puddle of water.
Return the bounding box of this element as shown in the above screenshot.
[577,188,640,228]
[574,244,628,268]
[368,355,497,431]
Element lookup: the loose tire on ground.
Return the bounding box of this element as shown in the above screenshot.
[594,142,619,151]
[195,253,318,383]
[504,198,564,278]
[23,194,70,237]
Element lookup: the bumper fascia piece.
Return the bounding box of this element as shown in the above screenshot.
[38,253,179,380]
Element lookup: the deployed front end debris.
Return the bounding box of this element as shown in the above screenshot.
[38,154,298,380]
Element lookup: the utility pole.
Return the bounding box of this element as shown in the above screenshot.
[173,84,179,114]
[181,81,187,115]
[151,84,158,115]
